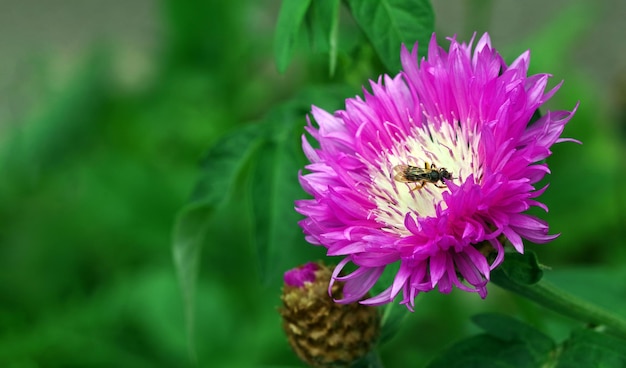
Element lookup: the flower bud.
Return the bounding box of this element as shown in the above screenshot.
[279,262,380,368]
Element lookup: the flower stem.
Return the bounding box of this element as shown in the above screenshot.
[492,270,626,339]
[353,350,384,368]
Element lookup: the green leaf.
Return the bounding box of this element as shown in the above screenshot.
[494,251,543,286]
[348,0,434,72]
[379,301,410,345]
[190,123,265,204]
[246,84,363,282]
[307,0,341,75]
[288,84,361,113]
[556,329,626,368]
[472,314,554,357]
[172,123,264,360]
[274,0,313,73]
[172,203,212,363]
[427,314,555,368]
[249,108,307,284]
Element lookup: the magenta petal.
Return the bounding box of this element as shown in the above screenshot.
[329,257,351,297]
[361,285,396,306]
[429,251,448,288]
[336,266,384,304]
[284,262,319,287]
[464,246,491,279]
[503,227,525,253]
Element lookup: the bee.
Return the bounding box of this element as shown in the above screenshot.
[392,162,452,191]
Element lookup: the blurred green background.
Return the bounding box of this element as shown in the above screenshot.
[1,0,625,367]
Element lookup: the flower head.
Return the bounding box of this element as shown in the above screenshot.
[295,33,578,310]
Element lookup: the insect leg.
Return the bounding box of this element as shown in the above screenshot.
[410,181,426,192]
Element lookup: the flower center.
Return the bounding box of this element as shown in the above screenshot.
[367,119,483,235]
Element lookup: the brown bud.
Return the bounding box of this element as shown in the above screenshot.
[279,262,381,368]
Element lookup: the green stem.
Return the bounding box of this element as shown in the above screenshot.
[353,350,384,368]
[492,270,626,339]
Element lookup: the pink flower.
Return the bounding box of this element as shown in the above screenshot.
[295,33,578,310]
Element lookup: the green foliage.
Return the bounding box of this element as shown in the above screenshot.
[348,0,435,72]
[429,313,626,368]
[556,329,626,368]
[0,59,199,366]
[173,122,265,359]
[493,253,626,340]
[248,108,307,284]
[274,0,434,74]
[492,251,544,287]
[172,82,363,361]
[427,313,554,368]
[379,302,411,345]
[0,54,109,190]
[274,0,313,73]
[306,0,341,75]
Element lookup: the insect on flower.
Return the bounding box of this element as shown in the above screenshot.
[392,162,452,191]
[296,33,578,310]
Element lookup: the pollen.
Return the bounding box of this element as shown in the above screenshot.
[367,119,483,234]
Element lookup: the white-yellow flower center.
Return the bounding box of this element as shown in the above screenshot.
[367,120,482,236]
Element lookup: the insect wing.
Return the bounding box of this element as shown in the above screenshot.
[392,165,410,182]
[392,165,427,182]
